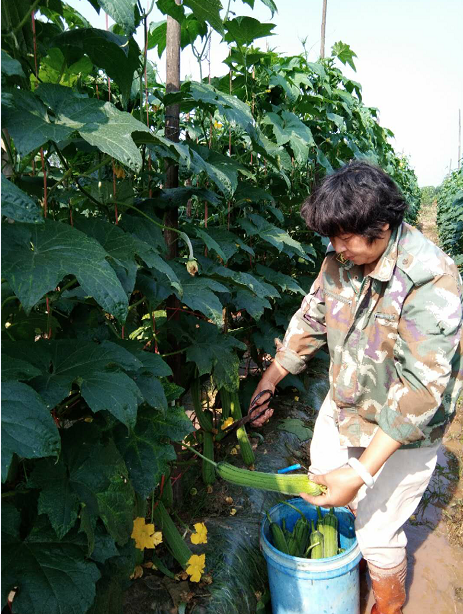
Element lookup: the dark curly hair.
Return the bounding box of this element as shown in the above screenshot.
[301,160,408,242]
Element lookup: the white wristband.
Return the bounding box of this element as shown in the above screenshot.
[348,457,375,489]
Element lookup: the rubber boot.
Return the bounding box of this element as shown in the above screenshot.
[368,557,407,614]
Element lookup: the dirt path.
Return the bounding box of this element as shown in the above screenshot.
[361,203,463,614]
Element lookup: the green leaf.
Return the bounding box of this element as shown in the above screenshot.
[2,515,101,614]
[316,148,334,173]
[110,340,172,377]
[96,475,134,546]
[232,287,271,320]
[2,219,129,322]
[199,227,246,261]
[1,382,60,482]
[37,84,149,171]
[95,0,138,35]
[187,82,255,135]
[1,50,25,78]
[63,425,135,545]
[185,321,246,391]
[280,110,315,163]
[1,357,42,382]
[239,214,307,258]
[258,0,277,16]
[28,339,142,410]
[184,143,245,197]
[332,41,357,71]
[81,371,143,429]
[147,20,167,57]
[73,217,141,295]
[255,264,305,295]
[194,227,227,261]
[1,177,44,224]
[90,522,119,564]
[183,0,224,35]
[277,418,313,440]
[134,373,168,412]
[181,14,208,48]
[269,73,300,103]
[2,89,72,157]
[29,458,81,539]
[156,0,185,23]
[54,29,141,103]
[224,16,275,46]
[3,85,150,171]
[170,263,228,325]
[114,406,192,497]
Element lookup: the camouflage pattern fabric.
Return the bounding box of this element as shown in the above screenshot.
[275,223,463,448]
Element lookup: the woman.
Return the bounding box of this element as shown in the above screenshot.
[249,161,462,614]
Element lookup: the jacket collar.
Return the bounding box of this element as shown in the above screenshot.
[367,224,401,282]
[326,223,402,282]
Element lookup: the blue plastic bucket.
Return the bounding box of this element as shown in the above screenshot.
[260,498,362,614]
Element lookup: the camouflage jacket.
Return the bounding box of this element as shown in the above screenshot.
[275,223,463,448]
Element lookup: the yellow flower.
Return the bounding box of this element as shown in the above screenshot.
[186,553,206,582]
[113,165,126,179]
[186,259,199,276]
[213,121,223,129]
[221,417,234,430]
[190,522,208,545]
[131,517,163,551]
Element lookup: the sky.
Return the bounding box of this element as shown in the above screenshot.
[67,0,463,187]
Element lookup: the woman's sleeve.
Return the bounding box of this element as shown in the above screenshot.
[274,267,328,375]
[377,272,463,445]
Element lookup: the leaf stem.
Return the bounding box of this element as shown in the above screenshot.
[182,443,217,467]
[161,347,189,357]
[12,0,41,33]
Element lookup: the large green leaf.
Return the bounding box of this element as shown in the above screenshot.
[232,287,271,320]
[1,177,44,224]
[3,85,150,170]
[1,50,26,78]
[63,425,135,545]
[38,84,149,170]
[53,28,141,103]
[81,371,143,429]
[147,20,167,57]
[1,382,60,482]
[27,340,143,422]
[114,406,193,497]
[185,322,246,391]
[2,511,101,614]
[183,143,247,198]
[255,263,305,295]
[239,214,307,258]
[224,16,275,47]
[133,373,168,412]
[95,0,138,35]
[2,89,73,156]
[2,219,129,322]
[1,357,42,382]
[171,264,228,325]
[183,0,224,35]
[29,459,81,539]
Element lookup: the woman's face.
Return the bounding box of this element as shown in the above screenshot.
[329,224,391,267]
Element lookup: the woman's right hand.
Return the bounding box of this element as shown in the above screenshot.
[248,381,276,427]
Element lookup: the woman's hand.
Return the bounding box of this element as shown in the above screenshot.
[248,381,275,427]
[299,467,364,508]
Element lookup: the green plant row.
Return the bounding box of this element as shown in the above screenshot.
[436,168,463,269]
[1,0,421,611]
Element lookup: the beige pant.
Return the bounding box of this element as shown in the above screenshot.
[309,394,440,569]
